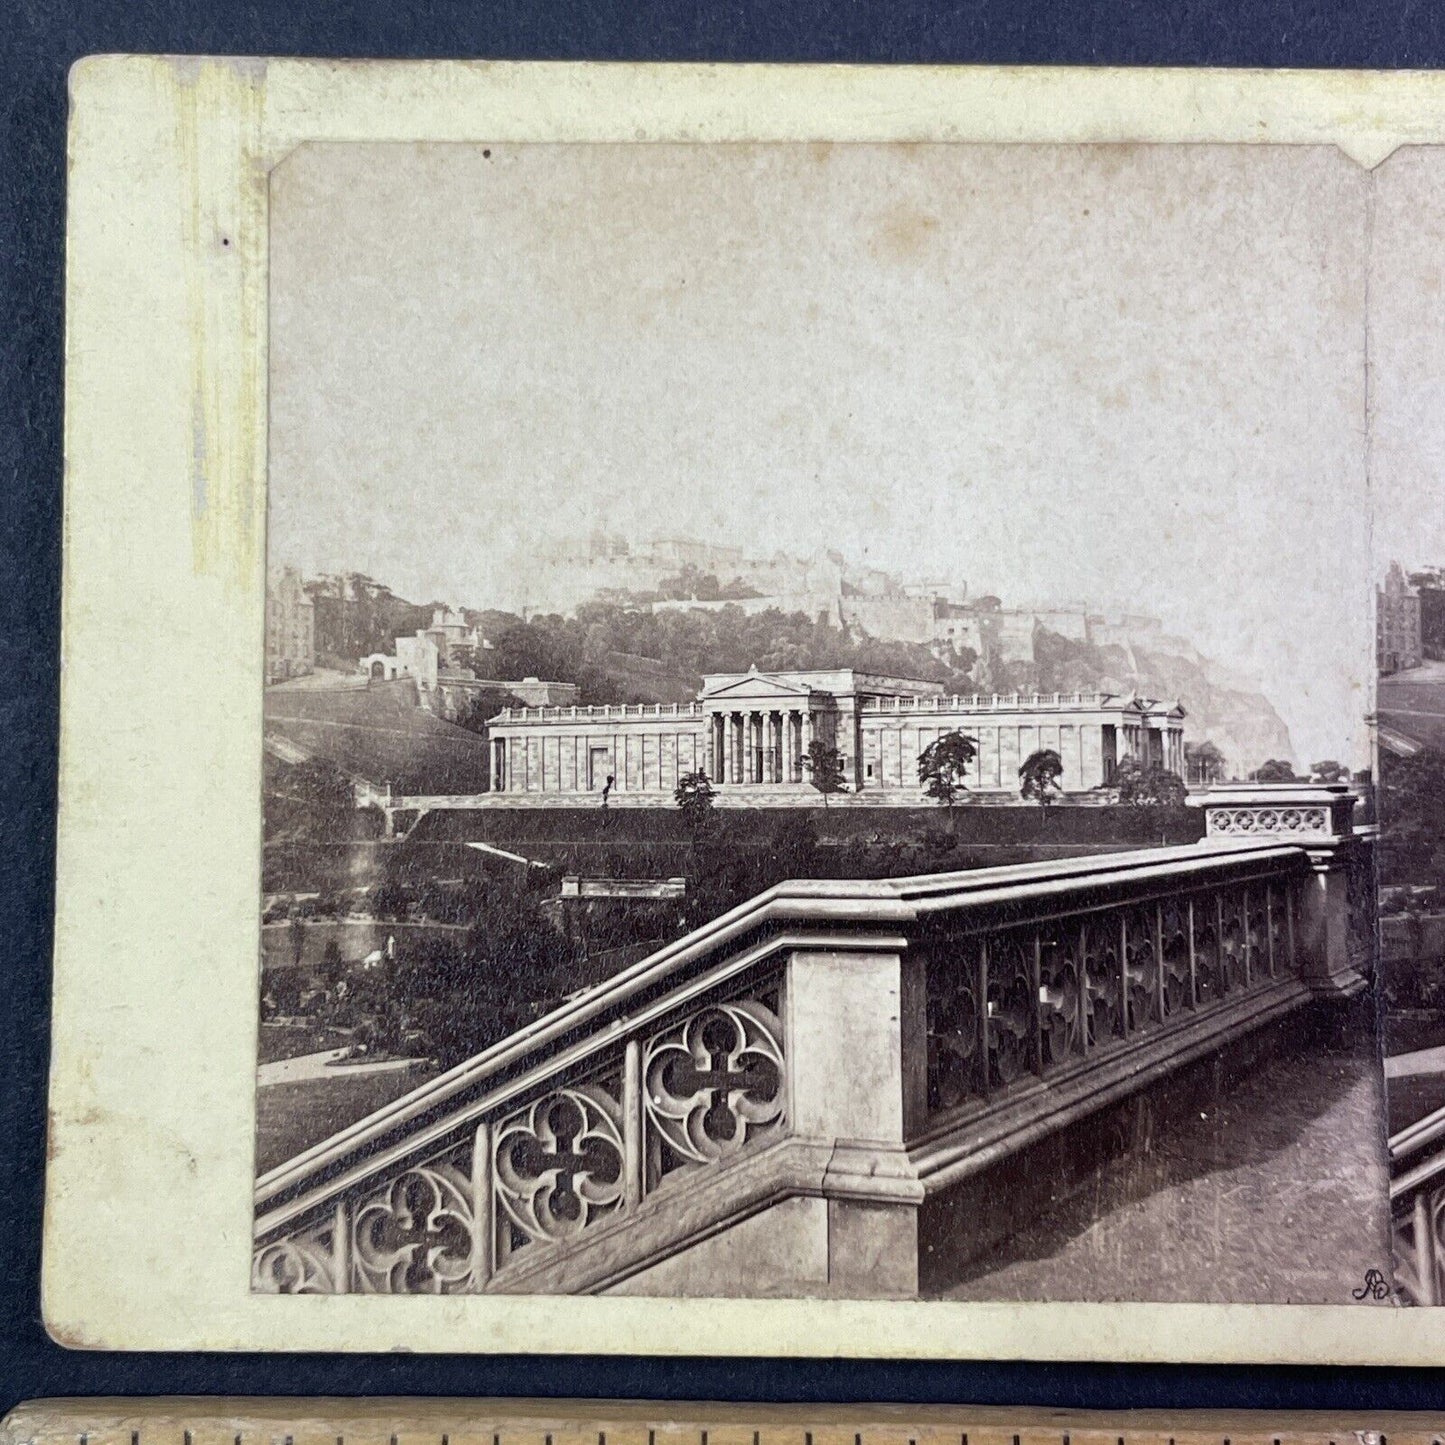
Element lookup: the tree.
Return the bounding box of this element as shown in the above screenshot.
[1184,740,1227,786]
[262,962,304,1019]
[1310,759,1349,784]
[1251,759,1298,783]
[674,769,717,833]
[802,739,849,808]
[455,687,526,736]
[408,890,585,1067]
[1114,758,1189,842]
[370,879,412,921]
[1379,747,1445,885]
[1019,748,1064,807]
[1116,758,1189,808]
[264,755,359,844]
[318,937,346,990]
[918,729,979,818]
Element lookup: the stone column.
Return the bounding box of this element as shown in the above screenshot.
[1191,783,1369,999]
[782,709,794,784]
[1298,843,1366,996]
[771,711,782,782]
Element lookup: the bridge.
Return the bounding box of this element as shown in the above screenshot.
[253,783,1376,1298]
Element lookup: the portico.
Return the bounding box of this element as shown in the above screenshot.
[701,669,818,787]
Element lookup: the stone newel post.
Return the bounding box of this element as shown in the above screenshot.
[1191,781,1373,997]
[784,937,928,1298]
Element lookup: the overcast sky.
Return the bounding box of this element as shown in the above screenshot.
[269,141,1396,765]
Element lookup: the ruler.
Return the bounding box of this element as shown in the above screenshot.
[1,1402,1439,1445]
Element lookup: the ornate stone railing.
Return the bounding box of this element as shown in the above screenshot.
[916,866,1300,1120]
[254,785,1373,1298]
[255,972,787,1296]
[1198,782,1361,841]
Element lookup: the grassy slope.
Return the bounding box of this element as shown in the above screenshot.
[263,679,493,792]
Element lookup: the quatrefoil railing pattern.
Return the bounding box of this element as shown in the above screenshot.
[644,1000,786,1176]
[353,1155,479,1293]
[1206,806,1329,837]
[254,978,787,1293]
[494,1085,628,1264]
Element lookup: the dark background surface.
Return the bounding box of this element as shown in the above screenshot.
[10,0,1445,1416]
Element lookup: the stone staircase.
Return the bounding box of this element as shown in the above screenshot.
[253,785,1375,1299]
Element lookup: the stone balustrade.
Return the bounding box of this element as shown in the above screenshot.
[858,691,1111,713]
[253,784,1375,1299]
[493,701,705,724]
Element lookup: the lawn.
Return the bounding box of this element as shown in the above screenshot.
[254,1059,441,1175]
[1377,675,1445,751]
[256,1020,356,1065]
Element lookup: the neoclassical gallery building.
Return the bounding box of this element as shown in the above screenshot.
[484,667,1186,803]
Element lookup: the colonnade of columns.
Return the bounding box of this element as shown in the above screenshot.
[1123,724,1186,776]
[706,708,812,785]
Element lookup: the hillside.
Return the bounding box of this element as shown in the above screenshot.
[477,602,974,706]
[263,677,493,793]
[1027,627,1292,775]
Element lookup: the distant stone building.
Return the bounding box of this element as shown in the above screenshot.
[360,631,439,692]
[1378,562,1423,675]
[505,677,581,706]
[485,665,1185,802]
[423,607,486,667]
[265,566,315,683]
[356,605,493,697]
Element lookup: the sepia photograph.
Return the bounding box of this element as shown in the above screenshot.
[250,140,1391,1303]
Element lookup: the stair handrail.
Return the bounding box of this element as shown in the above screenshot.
[1391,1100,1445,1167]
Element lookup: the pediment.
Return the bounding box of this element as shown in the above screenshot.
[701,670,815,703]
